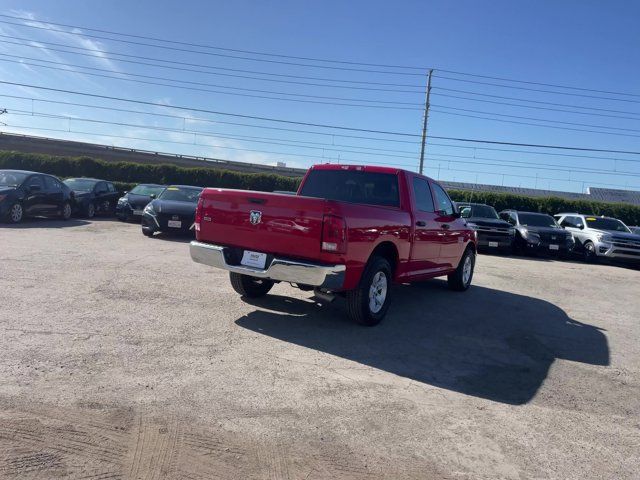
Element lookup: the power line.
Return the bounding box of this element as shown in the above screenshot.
[0,56,422,111]
[432,92,640,122]
[431,109,640,139]
[3,13,639,100]
[7,109,640,177]
[0,20,425,76]
[433,74,640,104]
[4,79,640,155]
[4,125,638,190]
[433,87,640,117]
[0,13,427,71]
[0,37,424,92]
[437,69,640,99]
[432,105,640,133]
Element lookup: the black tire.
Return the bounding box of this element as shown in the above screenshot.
[85,202,96,218]
[229,272,274,298]
[142,228,154,237]
[583,241,597,263]
[346,256,392,326]
[7,202,23,224]
[448,247,475,291]
[60,201,72,221]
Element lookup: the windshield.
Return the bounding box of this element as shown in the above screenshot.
[459,204,499,219]
[0,171,28,187]
[585,217,630,233]
[64,179,97,192]
[130,185,165,196]
[519,213,559,228]
[158,186,202,202]
[300,169,399,207]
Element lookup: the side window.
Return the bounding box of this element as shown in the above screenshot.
[560,216,574,228]
[107,183,116,193]
[574,216,584,229]
[28,175,44,190]
[412,177,434,212]
[43,176,61,191]
[95,182,108,194]
[459,206,472,218]
[431,183,454,216]
[499,212,510,222]
[509,212,518,225]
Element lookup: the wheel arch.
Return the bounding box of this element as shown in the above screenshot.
[368,241,399,277]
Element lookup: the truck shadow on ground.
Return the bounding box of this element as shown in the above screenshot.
[236,281,609,405]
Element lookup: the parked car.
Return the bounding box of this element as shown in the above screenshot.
[554,213,640,263]
[499,210,574,255]
[63,178,120,218]
[116,183,165,222]
[0,169,73,223]
[141,185,203,237]
[190,164,477,326]
[456,202,515,253]
[629,226,640,235]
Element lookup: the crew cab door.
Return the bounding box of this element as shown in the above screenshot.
[408,176,446,276]
[23,175,47,215]
[43,175,64,213]
[431,181,466,268]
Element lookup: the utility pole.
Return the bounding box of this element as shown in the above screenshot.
[418,69,433,175]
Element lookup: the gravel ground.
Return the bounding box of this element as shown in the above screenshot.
[0,218,638,479]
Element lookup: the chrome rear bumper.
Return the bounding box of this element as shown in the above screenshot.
[190,241,345,289]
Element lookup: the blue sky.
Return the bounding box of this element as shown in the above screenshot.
[0,0,639,192]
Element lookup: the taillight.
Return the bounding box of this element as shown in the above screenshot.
[194,196,204,232]
[322,215,347,254]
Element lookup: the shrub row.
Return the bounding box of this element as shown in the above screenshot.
[0,151,300,192]
[448,189,640,226]
[2,150,639,225]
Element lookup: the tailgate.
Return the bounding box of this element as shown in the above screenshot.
[197,189,326,260]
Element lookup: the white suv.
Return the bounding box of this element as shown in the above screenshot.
[554,213,640,262]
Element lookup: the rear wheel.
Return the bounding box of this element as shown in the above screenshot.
[346,256,392,326]
[448,248,475,291]
[85,202,95,218]
[60,201,72,220]
[8,202,23,223]
[583,241,597,263]
[229,272,274,298]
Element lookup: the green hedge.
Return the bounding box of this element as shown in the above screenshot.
[449,189,640,226]
[2,150,639,225]
[0,151,300,192]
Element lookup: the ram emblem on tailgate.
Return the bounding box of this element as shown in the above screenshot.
[249,210,262,225]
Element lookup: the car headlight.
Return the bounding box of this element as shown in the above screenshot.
[143,204,156,215]
[466,222,477,229]
[117,197,128,205]
[596,233,612,243]
[522,230,540,242]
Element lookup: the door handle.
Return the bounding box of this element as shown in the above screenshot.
[440,224,450,230]
[416,221,426,227]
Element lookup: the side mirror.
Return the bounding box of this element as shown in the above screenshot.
[150,194,156,199]
[123,191,128,195]
[452,211,461,219]
[578,224,584,230]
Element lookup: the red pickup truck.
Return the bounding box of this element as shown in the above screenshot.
[190,164,477,325]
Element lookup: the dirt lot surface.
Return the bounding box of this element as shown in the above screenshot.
[0,218,639,479]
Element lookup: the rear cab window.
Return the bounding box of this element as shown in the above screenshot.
[300,169,400,207]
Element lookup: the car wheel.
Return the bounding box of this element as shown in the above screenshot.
[85,202,95,218]
[448,248,475,291]
[101,200,111,214]
[583,241,597,263]
[346,256,392,326]
[8,202,23,223]
[60,201,72,221]
[142,227,155,237]
[229,272,274,298]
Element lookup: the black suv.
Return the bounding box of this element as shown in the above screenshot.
[456,202,515,253]
[63,178,121,218]
[0,169,73,223]
[499,210,574,255]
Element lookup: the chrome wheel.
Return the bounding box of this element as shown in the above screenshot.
[9,203,23,223]
[368,271,388,314]
[462,255,473,285]
[62,203,72,220]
